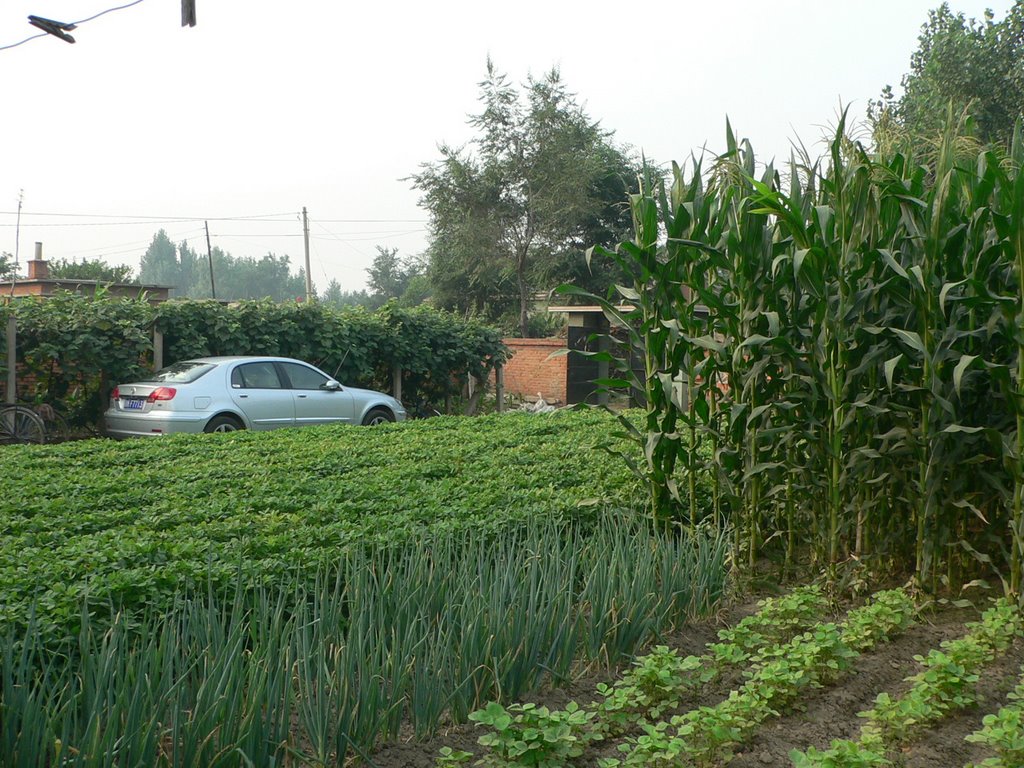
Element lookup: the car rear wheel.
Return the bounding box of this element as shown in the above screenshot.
[205,415,244,433]
[362,407,394,426]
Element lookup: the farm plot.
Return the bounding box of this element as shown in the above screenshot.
[0,409,733,766]
[0,410,648,641]
[425,590,1024,768]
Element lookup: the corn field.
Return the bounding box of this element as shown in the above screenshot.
[564,115,1024,594]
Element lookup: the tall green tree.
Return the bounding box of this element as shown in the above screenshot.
[366,246,425,307]
[139,230,180,292]
[873,2,1024,148]
[411,61,640,335]
[48,257,135,283]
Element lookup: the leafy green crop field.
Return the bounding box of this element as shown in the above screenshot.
[0,410,639,638]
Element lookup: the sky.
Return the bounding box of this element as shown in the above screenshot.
[0,0,1016,294]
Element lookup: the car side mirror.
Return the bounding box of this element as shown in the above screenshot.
[323,380,342,391]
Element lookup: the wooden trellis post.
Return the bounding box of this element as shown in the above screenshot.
[5,315,15,405]
[153,329,164,372]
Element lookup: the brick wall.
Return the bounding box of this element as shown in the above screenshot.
[498,338,567,404]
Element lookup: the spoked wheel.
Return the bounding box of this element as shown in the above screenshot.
[34,403,70,442]
[0,406,47,445]
[362,407,395,426]
[204,415,244,434]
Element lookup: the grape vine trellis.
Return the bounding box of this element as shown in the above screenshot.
[563,115,1024,593]
[0,296,509,424]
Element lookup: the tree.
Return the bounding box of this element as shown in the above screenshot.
[0,252,16,281]
[398,271,432,307]
[139,230,181,292]
[48,257,135,283]
[872,2,1024,148]
[321,278,374,309]
[139,230,310,301]
[366,246,425,307]
[175,240,206,297]
[202,250,307,302]
[411,61,640,336]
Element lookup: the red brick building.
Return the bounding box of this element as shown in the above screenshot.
[498,306,625,406]
[6,253,170,302]
[499,338,569,404]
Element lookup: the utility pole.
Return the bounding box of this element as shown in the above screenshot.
[9,190,23,299]
[302,206,313,302]
[204,221,216,300]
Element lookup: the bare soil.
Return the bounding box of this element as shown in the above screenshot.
[367,599,1024,768]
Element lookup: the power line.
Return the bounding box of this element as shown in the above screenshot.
[311,229,425,243]
[0,210,297,225]
[0,0,148,52]
[65,226,207,258]
[0,210,295,220]
[210,233,304,238]
[316,218,427,223]
[76,0,147,26]
[0,211,427,227]
[313,220,372,260]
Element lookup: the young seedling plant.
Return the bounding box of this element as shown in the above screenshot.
[791,597,1023,767]
[592,585,830,736]
[965,663,1024,767]
[466,701,600,768]
[603,587,915,767]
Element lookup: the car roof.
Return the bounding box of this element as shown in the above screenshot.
[186,356,312,365]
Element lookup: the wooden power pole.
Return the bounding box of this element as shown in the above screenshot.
[204,221,216,300]
[302,206,313,302]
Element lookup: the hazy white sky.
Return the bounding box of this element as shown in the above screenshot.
[0,0,1015,293]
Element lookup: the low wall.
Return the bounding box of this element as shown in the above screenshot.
[499,338,567,405]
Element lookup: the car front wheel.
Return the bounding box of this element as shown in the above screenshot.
[362,407,395,426]
[205,415,244,433]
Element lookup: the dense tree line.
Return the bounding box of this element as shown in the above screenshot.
[138,230,308,302]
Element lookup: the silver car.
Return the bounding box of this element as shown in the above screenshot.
[104,356,406,437]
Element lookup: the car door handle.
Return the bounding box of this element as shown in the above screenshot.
[239,394,248,398]
[297,394,308,399]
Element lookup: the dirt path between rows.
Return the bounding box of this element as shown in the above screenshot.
[368,600,1023,768]
[730,606,1024,767]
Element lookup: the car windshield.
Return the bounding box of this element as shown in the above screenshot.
[144,361,216,384]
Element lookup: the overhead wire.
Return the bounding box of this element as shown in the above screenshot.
[0,0,147,52]
[0,210,298,226]
[310,231,424,243]
[0,211,426,229]
[1,206,427,282]
[313,220,371,260]
[68,225,206,257]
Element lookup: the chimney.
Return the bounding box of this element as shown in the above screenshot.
[27,242,49,280]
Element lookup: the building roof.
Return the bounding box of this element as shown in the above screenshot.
[5,277,172,302]
[548,304,709,317]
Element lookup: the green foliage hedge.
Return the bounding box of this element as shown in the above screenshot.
[0,294,509,422]
[0,410,646,641]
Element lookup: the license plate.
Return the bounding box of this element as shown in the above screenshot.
[123,398,145,411]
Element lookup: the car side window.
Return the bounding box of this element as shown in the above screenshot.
[234,362,283,389]
[279,362,329,390]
